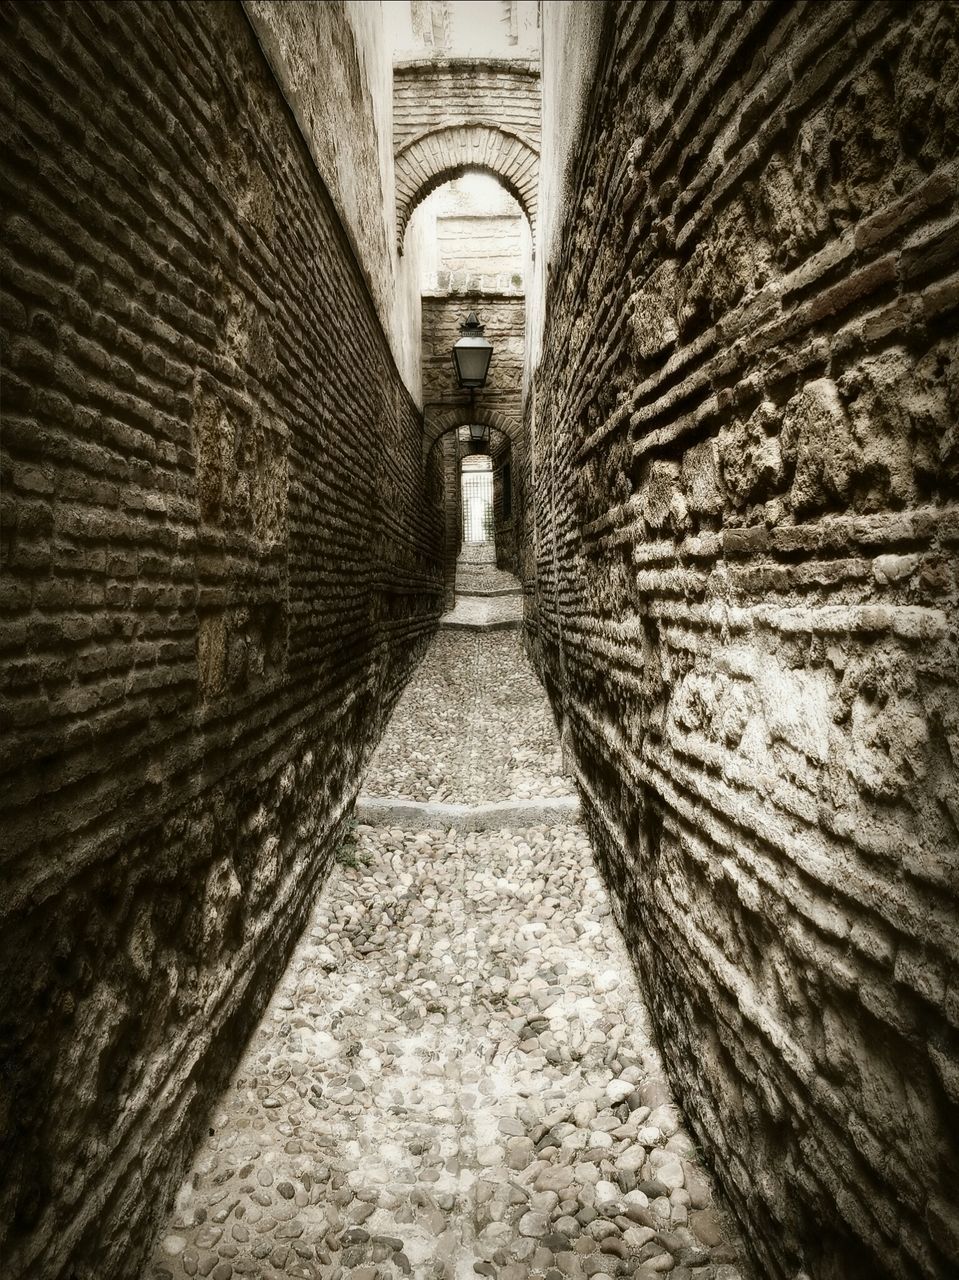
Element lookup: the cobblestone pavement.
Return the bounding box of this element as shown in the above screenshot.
[143,564,750,1280]
[454,544,523,598]
[144,825,749,1280]
[362,632,573,805]
[443,550,523,628]
[454,564,523,596]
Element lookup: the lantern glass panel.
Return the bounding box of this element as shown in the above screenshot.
[452,339,493,388]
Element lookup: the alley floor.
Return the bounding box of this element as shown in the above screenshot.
[144,567,749,1280]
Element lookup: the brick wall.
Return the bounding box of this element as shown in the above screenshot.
[440,431,461,607]
[393,59,540,153]
[392,60,540,248]
[422,293,525,419]
[0,3,442,1277]
[492,430,518,576]
[528,3,959,1278]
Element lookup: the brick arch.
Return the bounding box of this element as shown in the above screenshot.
[424,404,521,454]
[395,125,538,249]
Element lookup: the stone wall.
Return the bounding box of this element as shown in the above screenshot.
[416,175,529,293]
[0,3,442,1277]
[492,431,519,577]
[436,217,524,279]
[528,3,959,1279]
[422,292,526,425]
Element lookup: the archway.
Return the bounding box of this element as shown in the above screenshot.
[395,124,538,249]
[429,421,517,606]
[425,404,521,456]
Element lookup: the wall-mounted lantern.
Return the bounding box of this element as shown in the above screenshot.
[451,312,493,389]
[467,421,490,454]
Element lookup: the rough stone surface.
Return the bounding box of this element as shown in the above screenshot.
[527,4,959,1280]
[455,547,523,598]
[0,4,441,1278]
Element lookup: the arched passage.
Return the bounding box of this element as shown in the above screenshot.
[427,419,518,606]
[395,125,538,249]
[425,404,521,456]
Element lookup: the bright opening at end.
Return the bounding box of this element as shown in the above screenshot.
[461,456,493,544]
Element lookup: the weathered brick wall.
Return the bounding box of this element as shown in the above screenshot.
[422,293,526,419]
[529,3,959,1278]
[440,431,461,607]
[492,430,518,576]
[0,3,442,1277]
[392,61,540,247]
[393,59,540,152]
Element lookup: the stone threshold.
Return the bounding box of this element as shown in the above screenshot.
[355,794,580,829]
[438,618,522,631]
[453,587,524,597]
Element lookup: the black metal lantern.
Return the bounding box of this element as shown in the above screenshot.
[451,312,493,389]
[467,421,489,454]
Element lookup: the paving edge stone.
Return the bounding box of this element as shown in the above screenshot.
[438,618,522,631]
[355,794,581,829]
[452,587,524,597]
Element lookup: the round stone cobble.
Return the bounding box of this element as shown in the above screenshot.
[142,819,748,1280]
[362,628,575,805]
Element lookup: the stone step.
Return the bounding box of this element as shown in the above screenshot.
[355,794,580,830]
[440,595,523,630]
[440,616,521,632]
[453,586,523,598]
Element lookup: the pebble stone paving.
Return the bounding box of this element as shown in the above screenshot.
[144,576,750,1280]
[362,632,573,806]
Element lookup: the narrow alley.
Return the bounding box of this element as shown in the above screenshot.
[144,555,747,1280]
[1,3,957,1280]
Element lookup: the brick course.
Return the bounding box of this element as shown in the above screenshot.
[0,3,441,1276]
